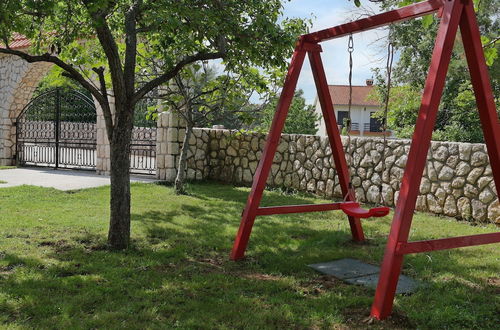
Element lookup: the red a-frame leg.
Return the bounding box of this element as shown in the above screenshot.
[372,0,500,319]
[230,41,366,260]
[308,49,364,241]
[460,0,500,196]
[370,0,465,319]
[230,43,308,261]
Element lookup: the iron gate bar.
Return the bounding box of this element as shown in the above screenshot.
[55,88,60,169]
[16,88,97,170]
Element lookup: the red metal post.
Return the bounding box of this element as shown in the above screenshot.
[230,43,307,260]
[459,0,500,198]
[307,49,365,241]
[370,0,464,319]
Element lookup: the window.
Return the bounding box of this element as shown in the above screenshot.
[369,112,383,132]
[337,111,349,128]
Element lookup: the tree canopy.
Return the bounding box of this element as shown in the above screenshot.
[371,0,499,143]
[257,89,319,135]
[0,0,309,248]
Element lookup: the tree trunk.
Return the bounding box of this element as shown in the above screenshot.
[107,109,133,249]
[174,125,193,195]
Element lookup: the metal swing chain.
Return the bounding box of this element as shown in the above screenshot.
[378,39,395,205]
[344,34,355,200]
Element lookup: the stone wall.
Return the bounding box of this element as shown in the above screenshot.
[156,112,499,224]
[156,111,209,182]
[0,54,53,165]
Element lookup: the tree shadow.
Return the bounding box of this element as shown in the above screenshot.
[1,182,498,328]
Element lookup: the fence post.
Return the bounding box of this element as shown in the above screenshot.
[95,96,114,175]
[156,110,186,182]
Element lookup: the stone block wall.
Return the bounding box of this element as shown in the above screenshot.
[95,97,114,175]
[156,118,499,224]
[156,112,209,182]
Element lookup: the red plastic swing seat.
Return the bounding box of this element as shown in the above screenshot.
[340,201,390,218]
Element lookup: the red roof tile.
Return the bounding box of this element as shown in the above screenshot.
[1,33,31,50]
[328,85,380,106]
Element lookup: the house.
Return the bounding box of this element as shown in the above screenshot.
[314,79,391,137]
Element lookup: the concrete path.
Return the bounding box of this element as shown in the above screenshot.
[0,167,157,191]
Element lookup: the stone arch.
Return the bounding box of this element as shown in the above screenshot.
[0,54,111,172]
[0,54,53,165]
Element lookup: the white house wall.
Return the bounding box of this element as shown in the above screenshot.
[314,99,381,136]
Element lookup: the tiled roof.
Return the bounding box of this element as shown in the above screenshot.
[328,85,380,107]
[2,34,31,50]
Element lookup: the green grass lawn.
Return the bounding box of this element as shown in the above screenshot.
[0,182,498,329]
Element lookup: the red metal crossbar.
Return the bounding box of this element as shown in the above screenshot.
[230,0,499,321]
[303,0,444,43]
[396,233,500,255]
[256,203,342,216]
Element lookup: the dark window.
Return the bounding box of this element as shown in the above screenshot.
[337,111,349,128]
[369,112,383,132]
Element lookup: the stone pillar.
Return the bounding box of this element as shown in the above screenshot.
[95,97,115,175]
[156,110,186,182]
[0,54,52,165]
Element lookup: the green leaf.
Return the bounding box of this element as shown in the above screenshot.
[421,14,434,28]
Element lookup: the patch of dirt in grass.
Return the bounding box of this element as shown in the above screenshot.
[38,239,73,253]
[487,277,500,286]
[197,256,226,267]
[343,308,414,329]
[486,277,500,294]
[441,276,483,291]
[242,273,283,281]
[299,275,344,295]
[0,265,17,276]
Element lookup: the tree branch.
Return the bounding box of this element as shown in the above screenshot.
[83,0,126,104]
[0,47,106,106]
[132,50,225,105]
[124,0,142,98]
[92,66,114,139]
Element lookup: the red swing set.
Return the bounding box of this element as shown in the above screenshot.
[230,0,499,320]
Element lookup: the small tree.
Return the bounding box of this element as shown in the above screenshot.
[369,0,499,142]
[258,89,318,135]
[160,64,274,194]
[0,0,308,249]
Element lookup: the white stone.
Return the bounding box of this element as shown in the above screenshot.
[438,166,454,181]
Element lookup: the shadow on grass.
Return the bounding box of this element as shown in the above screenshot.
[0,182,498,328]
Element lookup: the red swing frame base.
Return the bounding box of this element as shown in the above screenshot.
[230,0,500,320]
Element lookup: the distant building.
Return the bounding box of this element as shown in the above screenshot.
[314,79,391,137]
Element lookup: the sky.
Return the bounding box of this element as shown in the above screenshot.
[281,0,390,103]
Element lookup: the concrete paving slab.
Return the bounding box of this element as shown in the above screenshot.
[309,258,380,279]
[0,167,157,191]
[344,273,418,294]
[309,258,418,294]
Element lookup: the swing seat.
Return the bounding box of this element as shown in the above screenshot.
[340,202,390,218]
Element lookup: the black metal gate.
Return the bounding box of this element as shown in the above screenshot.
[130,95,157,175]
[16,88,97,170]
